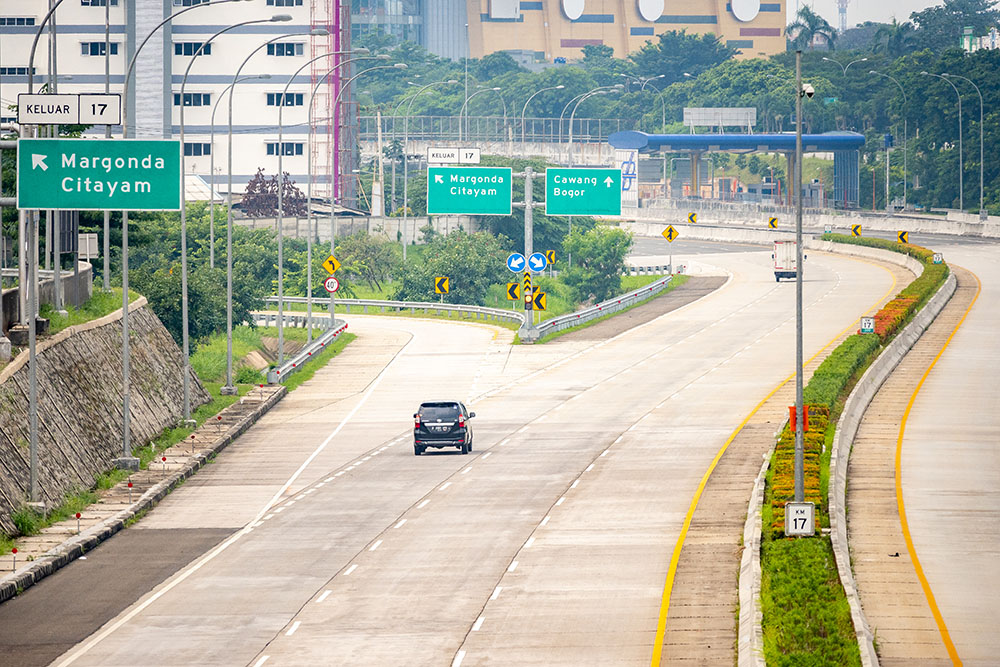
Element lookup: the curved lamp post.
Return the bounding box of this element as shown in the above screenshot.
[178,14,291,420]
[521,84,565,145]
[822,56,868,75]
[921,71,964,211]
[869,70,908,211]
[943,73,985,218]
[567,86,621,165]
[222,29,329,395]
[402,79,458,260]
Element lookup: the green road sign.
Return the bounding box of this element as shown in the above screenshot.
[427,166,512,215]
[17,138,181,211]
[544,168,622,216]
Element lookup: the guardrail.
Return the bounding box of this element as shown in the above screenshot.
[262,296,526,326]
[533,275,673,338]
[262,319,349,385]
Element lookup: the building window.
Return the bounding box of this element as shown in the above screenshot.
[82,0,119,6]
[0,17,37,25]
[267,0,303,5]
[81,42,119,56]
[266,142,304,156]
[0,67,37,76]
[266,92,304,106]
[172,0,209,6]
[173,93,211,106]
[184,143,211,157]
[266,42,304,57]
[0,116,16,124]
[174,42,211,56]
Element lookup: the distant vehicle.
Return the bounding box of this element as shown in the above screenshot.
[772,240,803,282]
[413,401,475,455]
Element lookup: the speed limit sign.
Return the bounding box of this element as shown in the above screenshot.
[323,276,340,293]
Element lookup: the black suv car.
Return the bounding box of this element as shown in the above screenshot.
[413,401,475,455]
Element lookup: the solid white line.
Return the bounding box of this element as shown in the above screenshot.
[370,540,383,552]
[452,650,466,667]
[556,497,565,506]
[286,621,301,636]
[540,515,550,526]
[253,657,269,667]
[316,590,332,603]
[472,616,485,632]
[585,464,594,473]
[344,564,358,576]
[490,586,502,601]
[395,519,407,529]
[53,335,423,666]
[439,482,452,491]
[418,499,430,509]
[571,480,579,489]
[482,452,492,459]
[507,561,519,573]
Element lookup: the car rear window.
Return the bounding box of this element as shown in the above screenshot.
[419,403,460,420]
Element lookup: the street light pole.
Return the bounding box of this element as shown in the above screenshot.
[922,72,964,211]
[869,71,908,210]
[521,84,565,145]
[568,86,621,165]
[822,56,868,75]
[944,73,985,219]
[794,50,805,504]
[178,16,286,420]
[222,29,328,395]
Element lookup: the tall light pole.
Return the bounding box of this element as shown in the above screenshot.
[274,49,371,361]
[223,29,328,396]
[794,50,805,505]
[559,84,622,148]
[922,71,964,211]
[178,15,289,421]
[822,56,868,75]
[460,86,501,144]
[209,74,271,269]
[944,73,985,219]
[568,86,622,165]
[869,71,907,210]
[402,79,458,260]
[521,84,565,145]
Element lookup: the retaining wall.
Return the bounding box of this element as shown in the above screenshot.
[1,263,94,335]
[0,298,208,534]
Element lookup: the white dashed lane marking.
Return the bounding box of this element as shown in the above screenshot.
[285,621,300,637]
[343,564,358,576]
[369,540,383,552]
[316,590,331,603]
[472,616,485,632]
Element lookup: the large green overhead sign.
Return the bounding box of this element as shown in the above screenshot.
[17,138,181,211]
[426,166,512,215]
[545,167,622,216]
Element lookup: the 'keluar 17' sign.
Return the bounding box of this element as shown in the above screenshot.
[17,138,181,211]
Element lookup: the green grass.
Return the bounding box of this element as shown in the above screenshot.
[40,289,141,334]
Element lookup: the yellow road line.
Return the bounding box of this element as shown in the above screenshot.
[895,266,980,667]
[650,254,900,665]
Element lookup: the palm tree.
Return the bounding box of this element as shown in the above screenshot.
[787,6,838,50]
[873,19,916,58]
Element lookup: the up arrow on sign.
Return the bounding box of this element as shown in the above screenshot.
[604,176,614,187]
[32,154,48,171]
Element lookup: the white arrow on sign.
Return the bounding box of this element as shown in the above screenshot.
[604,176,614,187]
[434,174,444,184]
[32,154,48,171]
[529,255,545,270]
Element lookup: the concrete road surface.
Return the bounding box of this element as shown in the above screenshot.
[39,245,895,666]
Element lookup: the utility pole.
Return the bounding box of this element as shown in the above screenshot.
[794,51,805,505]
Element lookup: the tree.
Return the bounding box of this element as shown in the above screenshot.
[910,0,1000,52]
[561,226,632,303]
[334,230,401,292]
[475,51,524,80]
[873,19,917,58]
[786,6,837,51]
[628,31,737,85]
[241,169,306,218]
[393,231,509,304]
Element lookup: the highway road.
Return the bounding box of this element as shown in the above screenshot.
[8,241,897,666]
[892,238,1000,664]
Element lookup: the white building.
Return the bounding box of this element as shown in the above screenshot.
[0,0,357,201]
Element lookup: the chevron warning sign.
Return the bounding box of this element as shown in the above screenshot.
[852,224,862,237]
[545,250,555,264]
[768,217,778,229]
[687,212,697,224]
[532,291,547,311]
[897,231,908,244]
[434,276,449,294]
[506,282,520,300]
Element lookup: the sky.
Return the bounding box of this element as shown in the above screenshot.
[786,0,944,28]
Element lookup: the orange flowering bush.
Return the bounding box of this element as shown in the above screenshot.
[770,405,829,536]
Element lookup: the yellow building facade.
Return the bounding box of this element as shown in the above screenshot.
[467,0,786,62]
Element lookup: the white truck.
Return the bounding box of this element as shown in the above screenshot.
[772,240,800,282]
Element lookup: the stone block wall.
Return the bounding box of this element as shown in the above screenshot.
[0,299,209,534]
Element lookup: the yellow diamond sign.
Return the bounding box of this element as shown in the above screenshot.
[322,255,341,275]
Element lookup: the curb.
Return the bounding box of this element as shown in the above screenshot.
[828,270,957,667]
[737,443,773,667]
[0,385,287,605]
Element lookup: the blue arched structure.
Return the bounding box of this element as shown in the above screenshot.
[608,130,865,208]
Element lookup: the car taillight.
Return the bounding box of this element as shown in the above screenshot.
[458,416,465,428]
[414,415,421,428]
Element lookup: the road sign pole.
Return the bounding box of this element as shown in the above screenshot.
[27,214,38,502]
[794,50,805,505]
[330,216,335,328]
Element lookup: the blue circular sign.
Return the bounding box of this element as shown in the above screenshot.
[506,253,526,272]
[528,252,548,273]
